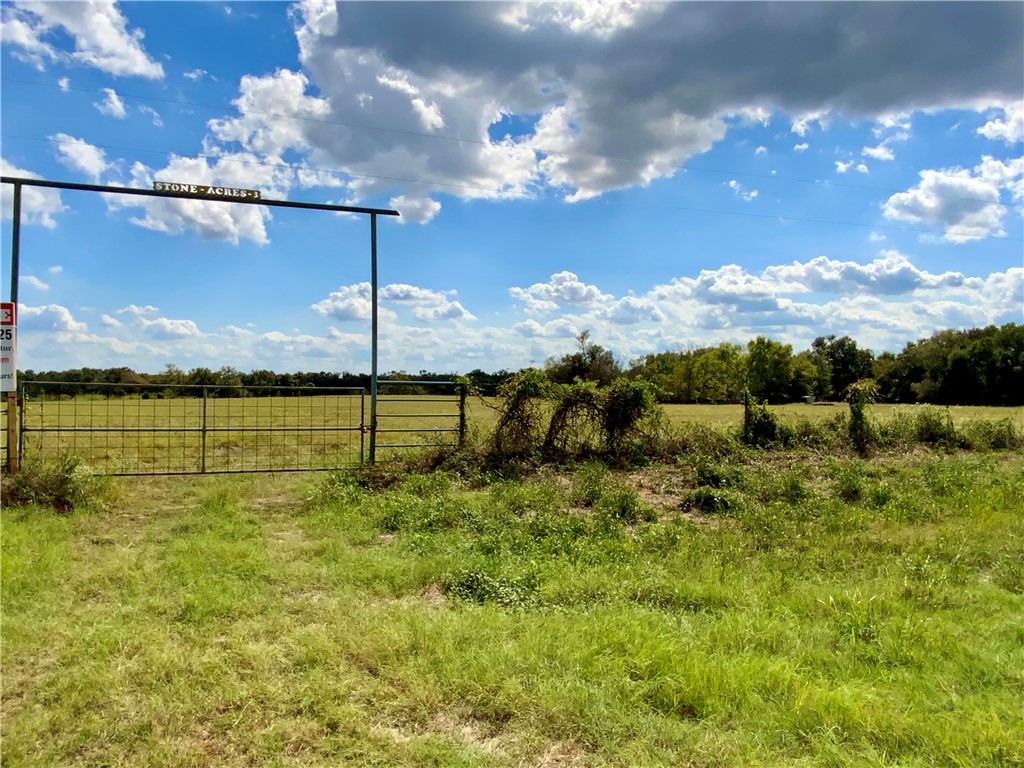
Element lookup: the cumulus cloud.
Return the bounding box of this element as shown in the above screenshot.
[51,132,109,179]
[57,76,69,91]
[977,103,1023,145]
[835,160,869,174]
[0,0,164,78]
[510,271,613,314]
[862,143,894,161]
[169,2,1020,221]
[312,281,471,322]
[754,145,767,155]
[48,265,63,274]
[95,87,127,118]
[103,155,291,245]
[184,68,207,81]
[883,156,1022,242]
[0,159,66,228]
[100,314,122,328]
[138,315,202,340]
[17,303,87,332]
[794,142,809,153]
[20,275,50,291]
[116,304,158,316]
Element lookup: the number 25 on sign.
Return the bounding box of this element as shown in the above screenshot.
[1,301,16,393]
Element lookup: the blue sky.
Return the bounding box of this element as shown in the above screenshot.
[1,1,1022,375]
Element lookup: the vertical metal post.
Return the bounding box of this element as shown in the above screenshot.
[359,389,365,464]
[458,382,467,448]
[9,182,21,307]
[200,386,208,473]
[6,182,22,474]
[369,213,378,464]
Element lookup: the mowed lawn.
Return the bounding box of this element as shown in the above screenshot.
[2,448,1023,766]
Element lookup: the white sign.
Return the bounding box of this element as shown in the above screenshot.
[1,302,15,393]
[152,181,262,200]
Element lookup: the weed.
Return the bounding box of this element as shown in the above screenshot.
[1,453,111,512]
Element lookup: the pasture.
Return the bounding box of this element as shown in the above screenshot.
[12,391,1023,474]
[2,402,1023,766]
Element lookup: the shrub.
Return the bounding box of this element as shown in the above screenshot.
[685,486,744,515]
[1,454,110,513]
[845,379,878,456]
[593,486,657,525]
[959,418,1020,451]
[442,569,539,608]
[741,396,792,448]
[913,408,961,449]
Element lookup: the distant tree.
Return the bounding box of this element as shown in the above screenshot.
[811,335,874,399]
[746,336,793,403]
[546,331,622,387]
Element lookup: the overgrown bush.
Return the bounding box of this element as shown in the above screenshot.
[846,379,878,456]
[912,408,961,449]
[741,395,792,448]
[1,454,110,512]
[959,418,1020,451]
[491,368,550,458]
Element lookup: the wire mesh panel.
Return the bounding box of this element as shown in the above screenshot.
[373,380,465,455]
[19,382,364,475]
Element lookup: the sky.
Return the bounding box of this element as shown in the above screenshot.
[1,0,1022,376]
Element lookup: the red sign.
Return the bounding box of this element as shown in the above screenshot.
[1,301,16,392]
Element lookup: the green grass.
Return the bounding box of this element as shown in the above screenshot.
[3,451,1023,766]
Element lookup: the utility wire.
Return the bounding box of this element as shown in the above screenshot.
[5,132,1020,242]
[4,75,1017,208]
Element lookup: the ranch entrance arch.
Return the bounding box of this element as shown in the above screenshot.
[2,175,403,472]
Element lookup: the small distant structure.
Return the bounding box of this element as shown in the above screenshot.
[803,395,816,404]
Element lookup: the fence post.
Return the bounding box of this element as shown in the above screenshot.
[458,382,467,448]
[200,386,208,473]
[5,390,18,474]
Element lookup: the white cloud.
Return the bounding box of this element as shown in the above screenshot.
[20,275,50,291]
[1,0,164,78]
[51,133,109,179]
[883,157,1022,242]
[57,76,69,91]
[17,303,87,332]
[104,155,290,245]
[869,232,886,242]
[794,142,809,153]
[310,283,373,321]
[184,68,207,81]
[95,87,127,119]
[138,105,163,127]
[835,160,869,174]
[726,179,758,201]
[862,143,895,161]
[48,265,63,274]
[754,145,767,155]
[100,314,122,328]
[389,194,441,224]
[0,159,66,228]
[116,304,159,316]
[413,301,476,322]
[510,271,613,314]
[977,103,1023,145]
[138,315,202,340]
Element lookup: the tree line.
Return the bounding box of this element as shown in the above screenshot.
[18,323,1023,406]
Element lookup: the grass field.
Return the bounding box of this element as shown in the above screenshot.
[3,445,1023,766]
[11,390,1023,474]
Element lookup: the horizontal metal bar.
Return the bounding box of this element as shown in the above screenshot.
[378,443,458,449]
[103,466,357,476]
[22,381,363,393]
[378,380,458,386]
[375,413,458,418]
[375,397,457,403]
[375,428,459,434]
[1,176,400,216]
[22,426,363,433]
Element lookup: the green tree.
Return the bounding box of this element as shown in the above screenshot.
[746,336,793,403]
[547,331,621,387]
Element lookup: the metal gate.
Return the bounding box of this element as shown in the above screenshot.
[15,379,467,475]
[18,382,365,475]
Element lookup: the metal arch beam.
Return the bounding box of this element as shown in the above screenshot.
[0,176,400,216]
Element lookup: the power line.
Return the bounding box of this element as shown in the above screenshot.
[5,131,1019,242]
[4,75,1017,208]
